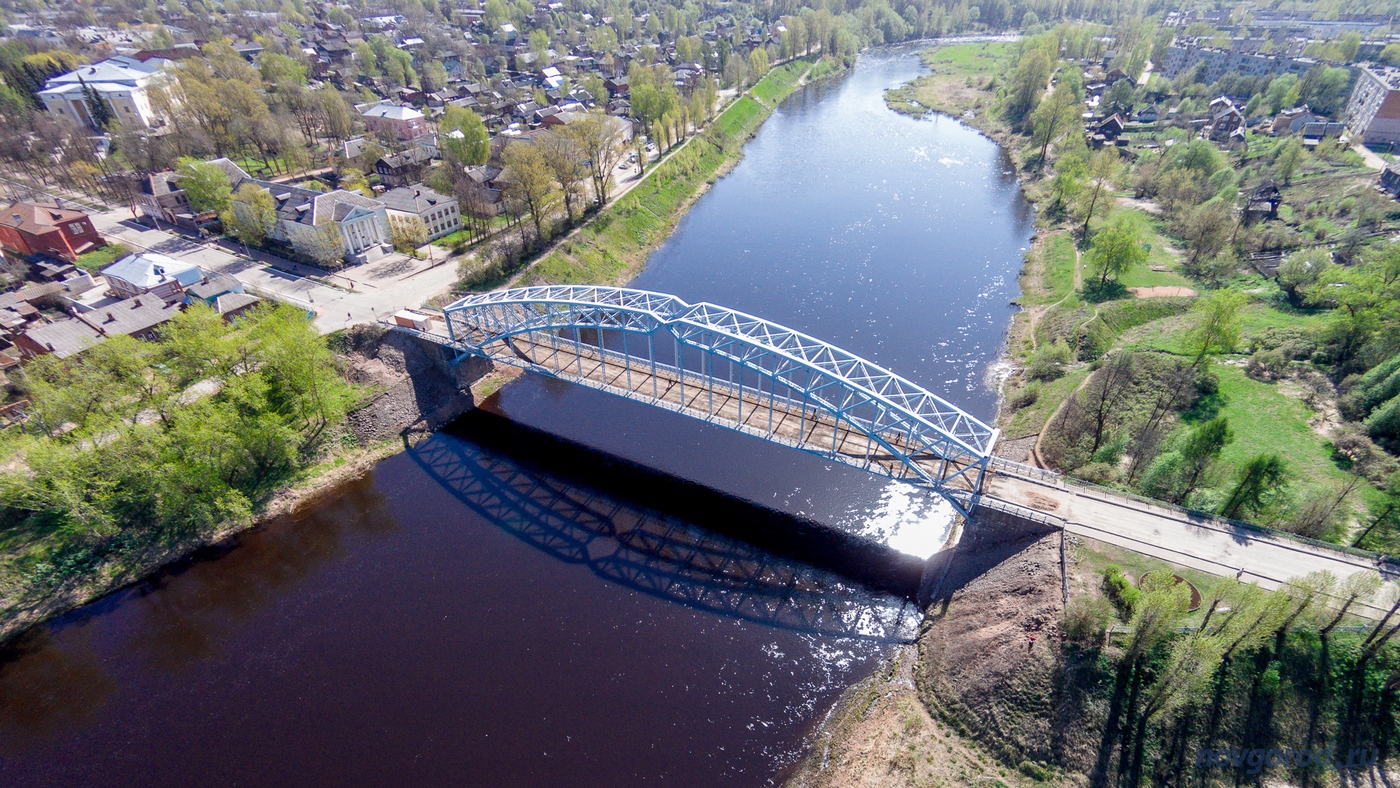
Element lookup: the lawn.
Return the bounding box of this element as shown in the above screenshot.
[74,243,128,273]
[920,41,1015,75]
[750,58,811,105]
[1002,366,1090,438]
[1032,232,1077,306]
[1189,364,1353,499]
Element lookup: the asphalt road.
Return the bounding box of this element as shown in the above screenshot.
[89,208,460,333]
[987,473,1396,615]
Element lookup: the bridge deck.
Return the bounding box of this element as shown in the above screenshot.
[489,332,981,493]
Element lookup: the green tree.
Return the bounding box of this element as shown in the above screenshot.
[529,29,552,66]
[748,47,769,77]
[176,157,232,215]
[293,219,347,267]
[440,105,490,166]
[257,52,307,86]
[539,128,588,223]
[388,215,428,253]
[1030,81,1082,172]
[80,80,114,130]
[1077,149,1122,233]
[569,112,629,207]
[224,183,277,246]
[1086,211,1148,288]
[1263,73,1300,113]
[501,141,558,244]
[1102,78,1135,116]
[1003,42,1055,127]
[1221,454,1288,520]
[1176,196,1236,268]
[1176,416,1233,503]
[1274,136,1304,185]
[1186,289,1246,367]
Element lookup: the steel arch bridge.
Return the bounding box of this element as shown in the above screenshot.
[441,285,1000,516]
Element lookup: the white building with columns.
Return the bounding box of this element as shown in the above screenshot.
[38,55,174,130]
[206,159,393,265]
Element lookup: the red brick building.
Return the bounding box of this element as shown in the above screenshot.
[0,202,104,262]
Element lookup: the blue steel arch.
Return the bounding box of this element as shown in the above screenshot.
[443,285,999,514]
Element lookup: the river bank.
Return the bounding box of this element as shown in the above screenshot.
[0,59,849,649]
[519,56,845,287]
[0,326,493,646]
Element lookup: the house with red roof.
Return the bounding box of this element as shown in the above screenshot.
[0,201,104,262]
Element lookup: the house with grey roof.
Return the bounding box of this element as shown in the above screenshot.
[15,295,183,359]
[208,159,392,265]
[380,184,460,240]
[101,252,204,301]
[37,55,174,129]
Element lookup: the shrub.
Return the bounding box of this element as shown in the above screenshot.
[1073,461,1118,486]
[1006,383,1040,410]
[1062,595,1113,646]
[1027,340,1071,382]
[1101,564,1141,619]
[1246,349,1288,381]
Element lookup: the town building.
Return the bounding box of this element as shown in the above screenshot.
[1381,162,1400,197]
[134,171,214,230]
[209,159,392,264]
[100,251,204,301]
[380,184,461,240]
[15,295,182,359]
[1345,63,1400,145]
[374,147,435,187]
[0,201,104,262]
[1159,42,1315,83]
[37,55,174,129]
[361,102,429,141]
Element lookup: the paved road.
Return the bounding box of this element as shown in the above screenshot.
[90,209,459,333]
[987,473,1395,613]
[1351,140,1389,171]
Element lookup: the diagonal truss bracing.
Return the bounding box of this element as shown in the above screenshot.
[442,285,999,515]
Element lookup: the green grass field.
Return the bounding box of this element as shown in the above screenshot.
[74,243,127,273]
[920,41,1014,75]
[750,58,811,105]
[1181,365,1356,517]
[1037,232,1077,305]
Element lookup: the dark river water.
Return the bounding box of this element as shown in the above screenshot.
[0,43,1031,787]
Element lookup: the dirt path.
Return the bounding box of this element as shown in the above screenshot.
[1025,246,1082,352]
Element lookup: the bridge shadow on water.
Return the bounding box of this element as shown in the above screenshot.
[412,409,928,643]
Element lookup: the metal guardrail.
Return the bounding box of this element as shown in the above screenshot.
[977,495,1066,528]
[1066,477,1393,566]
[988,456,1062,485]
[986,456,1392,568]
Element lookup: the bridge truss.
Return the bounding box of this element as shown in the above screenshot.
[442,286,999,515]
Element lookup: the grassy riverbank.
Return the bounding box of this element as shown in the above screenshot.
[521,57,832,287]
[0,318,469,645]
[884,41,1015,137]
[798,34,1400,788]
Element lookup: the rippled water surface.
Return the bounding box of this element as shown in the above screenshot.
[0,43,1029,787]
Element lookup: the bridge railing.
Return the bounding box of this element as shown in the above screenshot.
[485,328,977,495]
[976,495,1066,528]
[988,456,1061,485]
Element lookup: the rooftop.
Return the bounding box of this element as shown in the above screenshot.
[101,252,203,290]
[380,184,455,214]
[362,102,425,121]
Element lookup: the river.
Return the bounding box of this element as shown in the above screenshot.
[0,43,1032,787]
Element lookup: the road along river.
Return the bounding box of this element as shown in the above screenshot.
[0,43,1031,787]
